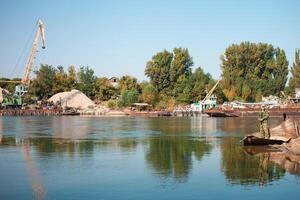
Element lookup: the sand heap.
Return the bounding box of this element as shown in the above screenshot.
[48,89,95,109]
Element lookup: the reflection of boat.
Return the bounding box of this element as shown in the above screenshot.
[243,146,300,176]
[242,135,290,146]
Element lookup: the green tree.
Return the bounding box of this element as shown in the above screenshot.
[94,77,118,102]
[52,66,68,94]
[107,99,117,109]
[145,50,173,94]
[170,48,193,88]
[145,48,193,96]
[289,49,300,95]
[29,64,56,99]
[77,66,97,99]
[173,76,192,103]
[221,42,288,101]
[172,67,216,104]
[67,65,78,90]
[118,89,139,107]
[0,77,21,93]
[139,83,158,106]
[190,67,215,102]
[118,75,139,94]
[156,93,176,111]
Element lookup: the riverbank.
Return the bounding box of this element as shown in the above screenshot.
[0,108,172,117]
[0,109,61,116]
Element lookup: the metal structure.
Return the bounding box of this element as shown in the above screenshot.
[201,79,220,103]
[22,19,45,86]
[189,80,220,112]
[1,19,45,108]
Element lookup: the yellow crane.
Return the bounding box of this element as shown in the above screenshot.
[1,19,45,107]
[22,19,45,87]
[201,79,220,103]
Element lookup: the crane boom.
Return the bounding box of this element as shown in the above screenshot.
[21,19,45,86]
[202,79,220,103]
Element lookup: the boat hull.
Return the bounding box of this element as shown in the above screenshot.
[242,135,286,146]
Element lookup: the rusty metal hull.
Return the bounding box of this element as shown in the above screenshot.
[242,135,286,146]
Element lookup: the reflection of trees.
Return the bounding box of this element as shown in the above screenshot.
[146,136,212,181]
[145,117,213,181]
[0,136,137,155]
[221,137,285,185]
[147,117,192,134]
[118,139,138,151]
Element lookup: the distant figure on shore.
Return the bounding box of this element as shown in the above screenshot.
[283,113,287,121]
[258,106,270,139]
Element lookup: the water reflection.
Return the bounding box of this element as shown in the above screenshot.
[0,136,138,155]
[0,116,300,199]
[0,136,46,200]
[144,117,214,181]
[244,146,300,177]
[221,137,285,185]
[22,145,45,200]
[146,136,212,181]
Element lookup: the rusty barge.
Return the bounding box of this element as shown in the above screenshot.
[203,107,300,117]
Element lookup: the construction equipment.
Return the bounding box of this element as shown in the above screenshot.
[190,79,220,112]
[200,79,220,109]
[1,19,45,108]
[202,79,220,103]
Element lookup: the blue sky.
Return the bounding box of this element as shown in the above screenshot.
[0,0,299,81]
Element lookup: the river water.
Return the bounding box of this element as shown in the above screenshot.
[0,116,299,200]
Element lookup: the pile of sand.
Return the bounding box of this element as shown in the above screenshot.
[48,89,95,109]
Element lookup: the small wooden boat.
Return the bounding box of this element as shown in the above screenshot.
[242,135,290,146]
[61,108,80,116]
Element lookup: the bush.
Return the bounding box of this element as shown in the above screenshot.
[107,100,117,109]
[117,89,139,107]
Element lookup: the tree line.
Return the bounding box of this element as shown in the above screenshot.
[1,42,300,109]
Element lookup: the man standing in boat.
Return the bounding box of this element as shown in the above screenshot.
[258,105,270,139]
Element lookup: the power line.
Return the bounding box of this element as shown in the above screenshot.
[10,22,37,79]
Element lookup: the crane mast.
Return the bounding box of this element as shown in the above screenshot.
[22,19,45,86]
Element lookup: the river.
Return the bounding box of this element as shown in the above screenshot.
[0,116,299,200]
